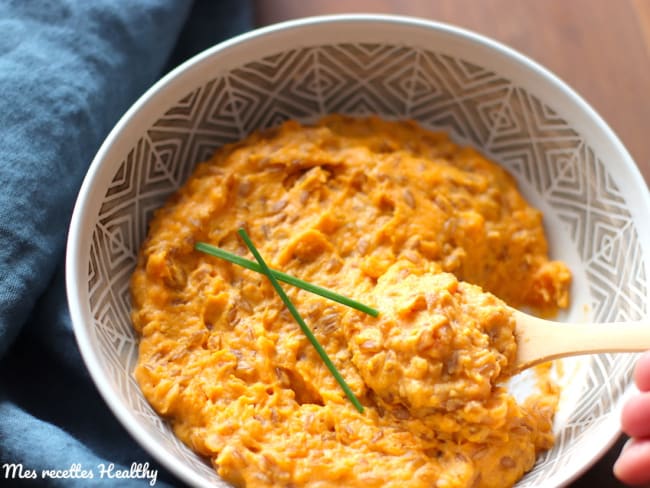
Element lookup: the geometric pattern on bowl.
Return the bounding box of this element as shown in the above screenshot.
[87,43,646,487]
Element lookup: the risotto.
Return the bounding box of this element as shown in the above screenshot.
[130,115,571,487]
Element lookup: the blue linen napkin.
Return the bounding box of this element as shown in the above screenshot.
[0,1,252,486]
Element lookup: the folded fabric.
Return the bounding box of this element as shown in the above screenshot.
[0,0,252,486]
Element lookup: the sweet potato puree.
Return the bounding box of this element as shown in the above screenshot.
[130,115,571,487]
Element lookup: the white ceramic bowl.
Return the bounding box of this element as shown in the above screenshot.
[66,14,650,488]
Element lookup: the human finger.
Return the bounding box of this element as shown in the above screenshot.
[634,350,650,392]
[613,437,650,486]
[621,391,650,438]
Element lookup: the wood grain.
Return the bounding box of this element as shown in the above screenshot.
[633,0,650,63]
[255,0,650,186]
[254,2,650,486]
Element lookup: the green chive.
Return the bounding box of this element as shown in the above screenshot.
[237,228,364,414]
[195,241,378,317]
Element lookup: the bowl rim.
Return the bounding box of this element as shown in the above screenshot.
[65,13,649,488]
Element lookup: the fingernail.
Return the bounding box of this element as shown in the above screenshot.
[620,437,634,454]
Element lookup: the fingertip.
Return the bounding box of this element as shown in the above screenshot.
[634,350,650,392]
[614,437,650,486]
[621,392,650,438]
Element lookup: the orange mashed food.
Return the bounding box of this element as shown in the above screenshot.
[130,115,571,487]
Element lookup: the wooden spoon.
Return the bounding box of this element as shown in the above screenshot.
[512,309,650,373]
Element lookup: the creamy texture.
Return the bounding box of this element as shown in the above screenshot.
[131,115,570,487]
[345,261,518,418]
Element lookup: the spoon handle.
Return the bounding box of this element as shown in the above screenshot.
[513,313,650,371]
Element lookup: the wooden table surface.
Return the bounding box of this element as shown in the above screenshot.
[255,1,650,486]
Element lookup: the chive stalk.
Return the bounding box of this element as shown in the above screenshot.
[195,241,378,317]
[236,228,364,413]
